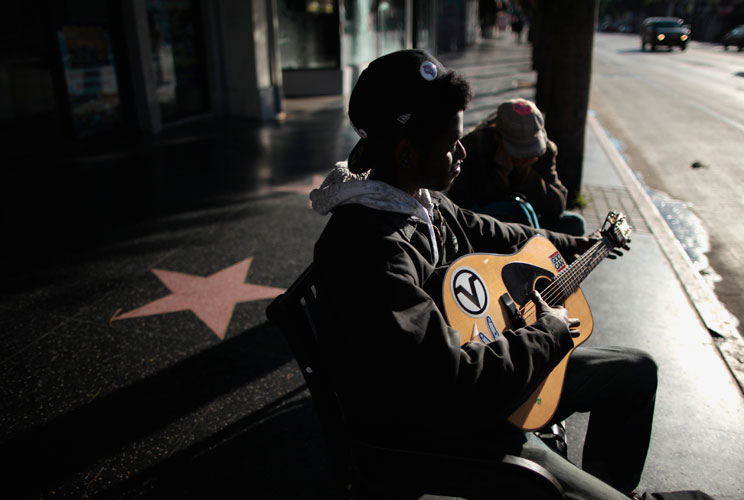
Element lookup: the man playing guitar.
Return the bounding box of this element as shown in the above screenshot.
[310,49,660,499]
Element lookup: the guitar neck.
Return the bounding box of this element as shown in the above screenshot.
[551,238,613,304]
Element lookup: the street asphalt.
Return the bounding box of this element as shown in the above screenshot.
[1,37,742,499]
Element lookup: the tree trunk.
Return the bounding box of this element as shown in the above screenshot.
[534,0,599,202]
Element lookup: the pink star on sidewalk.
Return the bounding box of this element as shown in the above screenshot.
[114,257,284,339]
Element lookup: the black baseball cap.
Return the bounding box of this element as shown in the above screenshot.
[349,49,449,138]
[347,50,454,173]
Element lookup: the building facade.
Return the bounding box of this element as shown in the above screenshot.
[1,0,446,154]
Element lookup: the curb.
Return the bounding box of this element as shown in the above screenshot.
[587,114,744,395]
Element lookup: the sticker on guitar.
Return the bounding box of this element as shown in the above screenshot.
[549,251,566,272]
[450,267,489,317]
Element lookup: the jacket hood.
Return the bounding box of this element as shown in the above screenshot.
[310,161,440,263]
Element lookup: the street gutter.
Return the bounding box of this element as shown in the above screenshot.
[588,113,744,395]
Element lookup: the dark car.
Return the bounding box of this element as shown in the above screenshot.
[723,25,744,51]
[641,17,690,51]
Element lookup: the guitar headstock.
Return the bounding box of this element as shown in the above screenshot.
[601,211,632,248]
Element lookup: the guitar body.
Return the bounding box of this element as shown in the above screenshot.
[442,235,593,431]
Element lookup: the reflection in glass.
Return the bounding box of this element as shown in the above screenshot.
[377,0,405,56]
[343,0,376,66]
[413,0,432,51]
[146,0,209,122]
[278,0,340,70]
[57,26,121,135]
[342,0,409,67]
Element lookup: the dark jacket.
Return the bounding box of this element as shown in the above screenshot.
[311,173,579,452]
[448,124,568,226]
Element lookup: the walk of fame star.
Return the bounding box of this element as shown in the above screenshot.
[113,257,284,339]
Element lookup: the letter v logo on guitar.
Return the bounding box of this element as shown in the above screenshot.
[451,267,489,317]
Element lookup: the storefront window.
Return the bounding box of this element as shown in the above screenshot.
[342,0,376,66]
[57,25,121,135]
[414,0,433,51]
[342,0,406,67]
[377,0,405,55]
[146,0,209,123]
[278,0,340,70]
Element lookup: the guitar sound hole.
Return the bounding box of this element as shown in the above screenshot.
[534,276,563,307]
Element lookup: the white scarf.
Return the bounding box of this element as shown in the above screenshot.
[310,162,440,264]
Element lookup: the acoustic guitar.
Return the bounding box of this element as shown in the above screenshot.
[442,211,632,430]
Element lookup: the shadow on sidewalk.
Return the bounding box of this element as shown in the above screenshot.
[102,390,332,500]
[0,321,322,498]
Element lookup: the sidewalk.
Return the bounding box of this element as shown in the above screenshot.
[441,39,744,499]
[1,37,742,499]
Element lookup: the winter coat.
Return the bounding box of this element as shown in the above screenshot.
[447,124,569,227]
[309,162,580,452]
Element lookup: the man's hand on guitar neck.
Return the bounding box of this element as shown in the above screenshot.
[531,290,581,338]
[574,230,630,261]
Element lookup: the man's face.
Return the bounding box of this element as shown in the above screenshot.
[415,110,466,191]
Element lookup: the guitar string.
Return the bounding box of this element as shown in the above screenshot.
[516,239,610,322]
[517,250,603,324]
[517,218,626,316]
[469,218,626,333]
[523,240,610,314]
[516,220,626,323]
[517,251,596,321]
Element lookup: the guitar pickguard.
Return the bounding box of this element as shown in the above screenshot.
[501,261,556,307]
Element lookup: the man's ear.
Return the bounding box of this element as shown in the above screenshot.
[394,138,420,170]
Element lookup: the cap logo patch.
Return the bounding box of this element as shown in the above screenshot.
[397,113,411,124]
[512,101,533,116]
[420,61,437,81]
